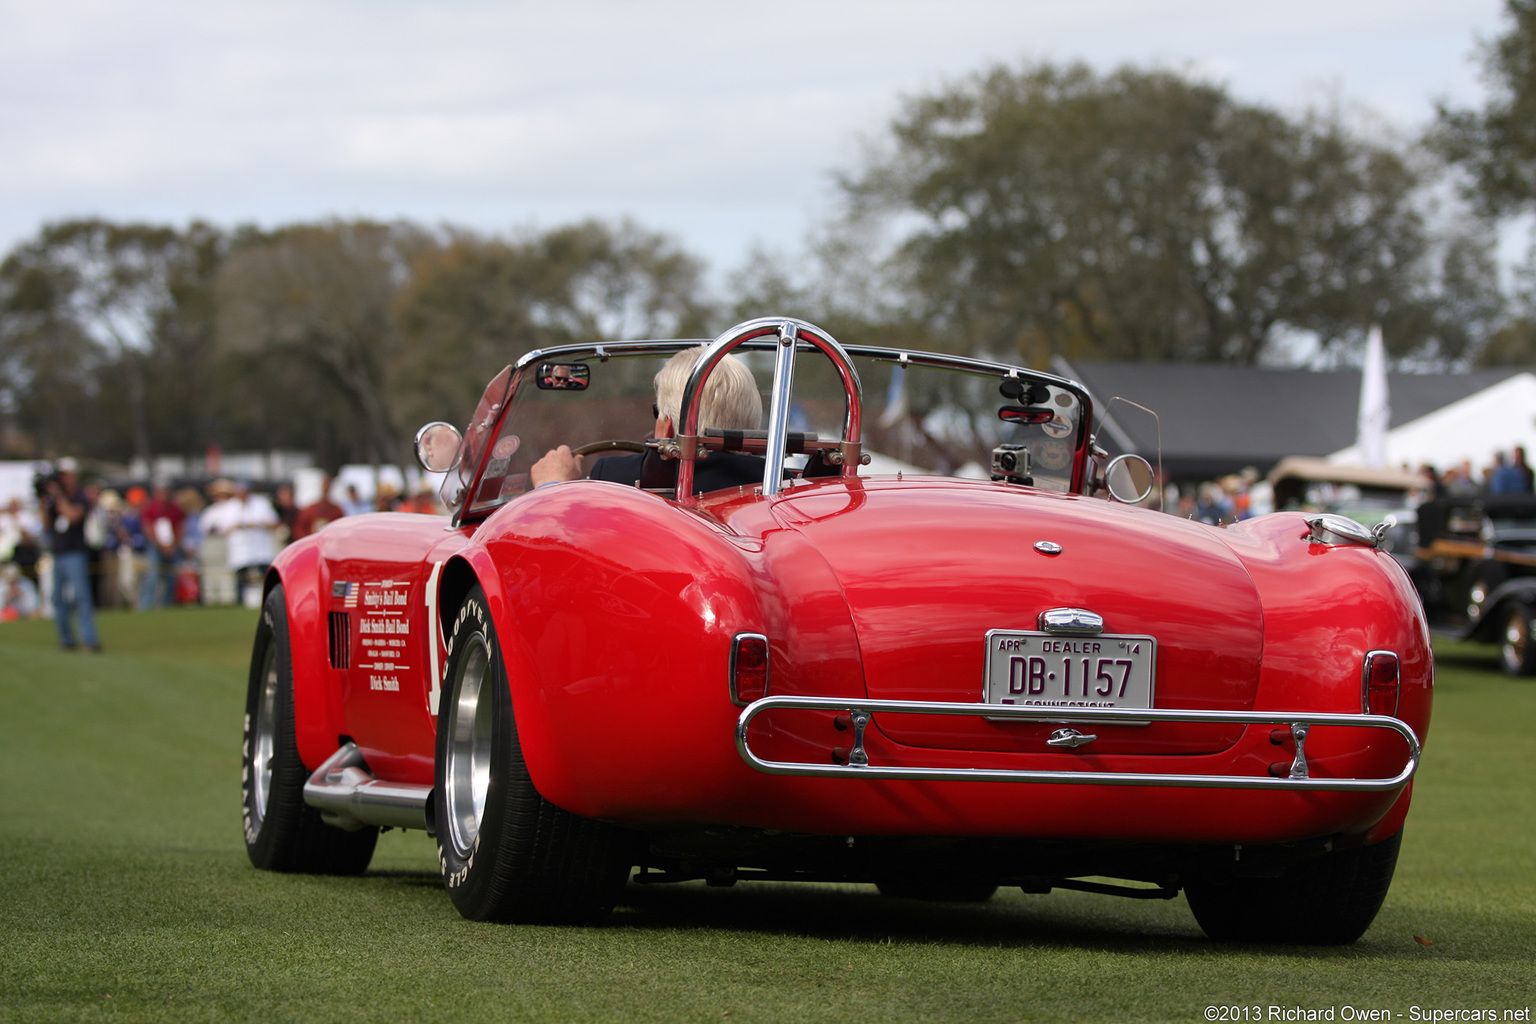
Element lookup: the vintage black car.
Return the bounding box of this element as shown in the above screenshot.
[1415,493,1536,675]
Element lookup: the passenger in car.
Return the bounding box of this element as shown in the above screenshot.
[529,347,765,495]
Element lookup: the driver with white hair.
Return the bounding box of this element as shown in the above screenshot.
[529,347,764,494]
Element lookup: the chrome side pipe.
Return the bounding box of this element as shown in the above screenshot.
[303,741,432,831]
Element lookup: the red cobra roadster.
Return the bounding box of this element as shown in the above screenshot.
[242,316,1430,943]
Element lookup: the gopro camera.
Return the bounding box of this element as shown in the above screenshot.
[991,444,1032,486]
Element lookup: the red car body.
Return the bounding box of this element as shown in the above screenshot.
[243,317,1430,943]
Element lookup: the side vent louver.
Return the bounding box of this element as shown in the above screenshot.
[328,612,350,669]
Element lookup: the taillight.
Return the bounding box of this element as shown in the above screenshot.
[730,633,770,706]
[1361,650,1400,716]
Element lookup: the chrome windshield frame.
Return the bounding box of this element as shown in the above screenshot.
[464,323,1095,514]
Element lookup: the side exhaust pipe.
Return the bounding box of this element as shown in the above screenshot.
[303,741,432,832]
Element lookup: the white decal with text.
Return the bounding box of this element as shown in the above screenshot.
[360,580,412,692]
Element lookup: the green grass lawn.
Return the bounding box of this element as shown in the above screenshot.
[1,611,1532,1023]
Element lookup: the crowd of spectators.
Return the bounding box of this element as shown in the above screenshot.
[6,445,1535,643]
[0,467,444,646]
[1423,446,1535,499]
[1166,469,1273,526]
[1163,445,1536,527]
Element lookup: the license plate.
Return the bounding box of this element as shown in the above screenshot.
[983,629,1156,712]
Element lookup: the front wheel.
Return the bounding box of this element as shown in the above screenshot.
[1184,831,1402,944]
[242,583,377,874]
[434,585,635,923]
[1500,601,1536,677]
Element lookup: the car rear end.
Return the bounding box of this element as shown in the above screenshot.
[722,478,1429,849]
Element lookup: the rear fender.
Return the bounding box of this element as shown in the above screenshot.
[433,501,606,808]
[463,484,779,817]
[441,545,515,679]
[1222,513,1432,831]
[1224,513,1432,721]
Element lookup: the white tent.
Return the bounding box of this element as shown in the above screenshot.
[1330,372,1536,472]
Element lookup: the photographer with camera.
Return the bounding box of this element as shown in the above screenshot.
[40,457,100,652]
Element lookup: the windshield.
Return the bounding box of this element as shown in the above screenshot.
[448,344,1089,521]
[793,352,1086,490]
[457,355,662,517]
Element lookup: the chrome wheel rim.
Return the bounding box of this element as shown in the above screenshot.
[445,634,493,858]
[1503,610,1528,674]
[249,643,278,830]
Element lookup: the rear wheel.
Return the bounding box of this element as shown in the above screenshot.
[242,583,378,874]
[1500,601,1536,676]
[434,585,635,923]
[1184,831,1402,944]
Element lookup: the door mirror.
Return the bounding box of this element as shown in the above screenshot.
[1105,454,1155,504]
[414,421,463,473]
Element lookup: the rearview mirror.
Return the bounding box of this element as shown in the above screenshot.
[536,363,590,390]
[1105,454,1155,504]
[414,421,463,473]
[998,405,1057,425]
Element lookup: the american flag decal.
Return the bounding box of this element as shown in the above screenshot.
[332,581,359,608]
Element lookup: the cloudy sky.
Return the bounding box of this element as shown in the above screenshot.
[0,0,1511,286]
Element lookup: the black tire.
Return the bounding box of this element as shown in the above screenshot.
[1184,831,1402,944]
[434,585,635,924]
[1500,600,1536,677]
[876,878,998,902]
[242,583,378,874]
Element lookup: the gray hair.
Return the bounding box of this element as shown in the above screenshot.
[654,347,762,432]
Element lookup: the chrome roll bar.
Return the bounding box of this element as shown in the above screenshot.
[676,317,864,498]
[735,697,1421,792]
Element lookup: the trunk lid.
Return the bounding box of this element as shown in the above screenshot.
[772,479,1262,755]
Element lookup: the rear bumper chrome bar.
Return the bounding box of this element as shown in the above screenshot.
[735,697,1420,791]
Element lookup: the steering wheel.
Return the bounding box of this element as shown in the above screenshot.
[572,440,647,457]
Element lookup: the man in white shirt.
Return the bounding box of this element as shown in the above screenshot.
[204,480,278,608]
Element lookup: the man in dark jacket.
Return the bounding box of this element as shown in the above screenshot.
[42,457,101,651]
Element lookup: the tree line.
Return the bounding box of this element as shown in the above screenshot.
[0,219,712,469]
[5,7,1535,469]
